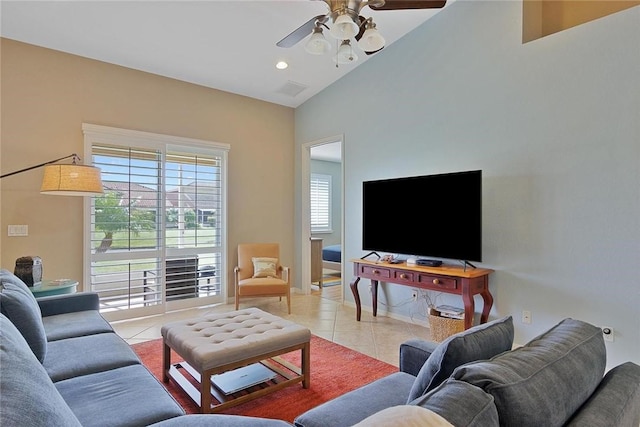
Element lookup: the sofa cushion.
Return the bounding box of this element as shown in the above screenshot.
[149,414,294,426]
[38,292,100,316]
[43,310,114,341]
[55,364,185,427]
[407,315,514,402]
[453,318,605,427]
[353,405,454,427]
[410,379,499,426]
[44,332,141,382]
[0,269,47,362]
[565,362,640,427]
[0,314,82,427]
[399,339,439,376]
[294,372,416,427]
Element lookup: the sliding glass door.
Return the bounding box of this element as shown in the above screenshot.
[83,124,228,321]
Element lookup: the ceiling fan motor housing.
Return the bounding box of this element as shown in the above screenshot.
[323,0,385,22]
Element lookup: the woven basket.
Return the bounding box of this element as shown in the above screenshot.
[429,308,465,342]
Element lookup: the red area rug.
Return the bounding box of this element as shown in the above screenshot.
[132,335,397,422]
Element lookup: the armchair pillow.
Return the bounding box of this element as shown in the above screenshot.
[252,257,278,278]
[407,315,514,402]
[0,269,48,362]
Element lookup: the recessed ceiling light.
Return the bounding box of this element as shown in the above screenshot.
[276,61,289,70]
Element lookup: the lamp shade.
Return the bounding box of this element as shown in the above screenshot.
[40,164,104,196]
[358,26,386,52]
[305,27,331,55]
[330,13,359,40]
[334,40,358,64]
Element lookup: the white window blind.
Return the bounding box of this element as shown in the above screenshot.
[90,145,163,312]
[310,173,331,233]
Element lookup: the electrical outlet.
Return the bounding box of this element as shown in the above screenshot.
[602,326,614,342]
[411,290,418,301]
[522,310,532,324]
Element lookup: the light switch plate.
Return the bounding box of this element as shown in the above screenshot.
[8,225,28,236]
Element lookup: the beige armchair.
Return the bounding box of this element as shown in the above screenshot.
[234,243,291,314]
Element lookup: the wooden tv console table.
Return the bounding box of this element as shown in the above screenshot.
[350,259,494,330]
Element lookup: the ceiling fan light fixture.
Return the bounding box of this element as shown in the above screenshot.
[358,21,386,52]
[329,12,359,40]
[305,26,331,55]
[334,39,358,64]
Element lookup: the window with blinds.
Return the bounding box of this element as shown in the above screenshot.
[310,173,332,233]
[90,145,163,312]
[84,124,227,320]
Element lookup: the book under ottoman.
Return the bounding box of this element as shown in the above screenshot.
[161,307,311,413]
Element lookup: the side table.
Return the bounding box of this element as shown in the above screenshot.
[30,279,78,297]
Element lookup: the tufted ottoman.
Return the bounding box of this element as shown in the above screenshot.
[161,307,311,413]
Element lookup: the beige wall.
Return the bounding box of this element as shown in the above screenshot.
[0,38,295,296]
[523,0,639,42]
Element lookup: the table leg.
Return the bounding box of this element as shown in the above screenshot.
[162,341,170,382]
[480,287,494,324]
[350,276,362,321]
[371,280,378,317]
[461,288,475,330]
[302,341,311,388]
[201,370,212,413]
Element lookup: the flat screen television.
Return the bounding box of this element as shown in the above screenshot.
[362,170,482,263]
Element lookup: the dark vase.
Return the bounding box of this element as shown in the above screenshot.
[14,256,43,287]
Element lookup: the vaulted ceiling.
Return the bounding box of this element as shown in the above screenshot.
[1,1,449,108]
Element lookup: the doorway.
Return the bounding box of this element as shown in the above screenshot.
[309,139,343,302]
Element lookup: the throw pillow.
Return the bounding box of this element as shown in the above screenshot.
[252,257,278,278]
[407,315,514,402]
[0,269,48,362]
[0,314,82,427]
[452,318,605,427]
[353,405,454,427]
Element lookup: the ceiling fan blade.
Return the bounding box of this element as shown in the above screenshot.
[277,14,327,48]
[364,47,384,56]
[369,0,446,10]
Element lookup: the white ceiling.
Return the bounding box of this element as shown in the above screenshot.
[0,0,447,108]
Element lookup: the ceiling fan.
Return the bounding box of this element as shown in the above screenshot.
[277,0,446,64]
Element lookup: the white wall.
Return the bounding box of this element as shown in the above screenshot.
[294,1,640,368]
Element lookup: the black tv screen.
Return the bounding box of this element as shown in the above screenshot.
[362,170,482,262]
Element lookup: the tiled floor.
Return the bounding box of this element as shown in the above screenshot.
[111,293,432,367]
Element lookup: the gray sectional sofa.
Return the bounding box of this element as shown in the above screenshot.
[0,269,289,427]
[2,267,639,426]
[294,315,640,427]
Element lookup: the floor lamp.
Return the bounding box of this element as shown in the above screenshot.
[0,153,103,196]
